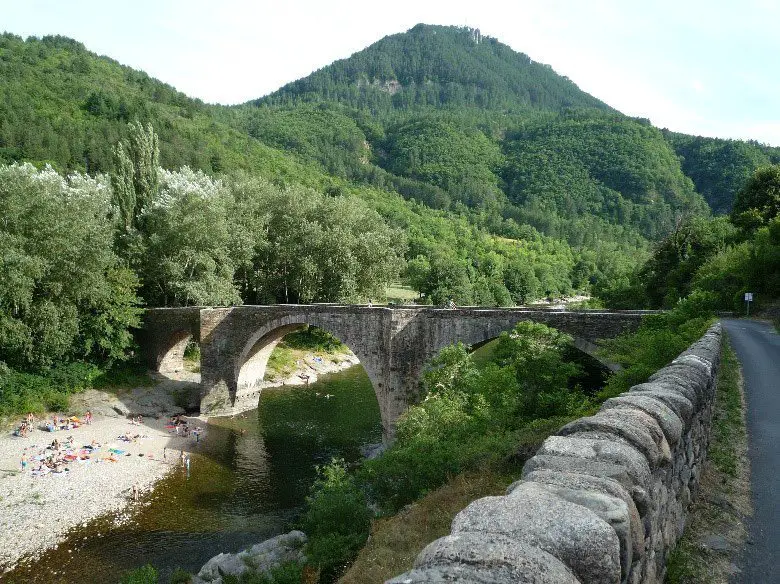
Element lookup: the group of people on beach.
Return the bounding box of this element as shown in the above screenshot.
[167,414,201,441]
[13,411,93,437]
[12,409,204,481]
[20,435,104,475]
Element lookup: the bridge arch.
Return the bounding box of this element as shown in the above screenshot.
[447,324,620,373]
[139,307,202,374]
[233,316,385,410]
[159,329,200,374]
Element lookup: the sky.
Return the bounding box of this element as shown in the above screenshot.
[3,0,779,145]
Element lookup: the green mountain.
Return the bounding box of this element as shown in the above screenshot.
[258,24,611,114]
[0,32,324,186]
[227,25,707,244]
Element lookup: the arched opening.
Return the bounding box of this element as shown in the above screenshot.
[237,323,306,394]
[467,332,613,396]
[232,321,384,456]
[158,330,196,374]
[233,322,383,425]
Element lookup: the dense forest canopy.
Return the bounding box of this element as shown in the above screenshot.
[664,131,780,214]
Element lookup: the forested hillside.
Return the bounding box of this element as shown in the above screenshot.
[0,32,326,185]
[664,131,780,214]
[258,24,611,114]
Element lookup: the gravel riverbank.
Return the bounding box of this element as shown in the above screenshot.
[0,386,201,573]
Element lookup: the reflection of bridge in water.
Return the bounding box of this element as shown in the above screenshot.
[140,305,652,440]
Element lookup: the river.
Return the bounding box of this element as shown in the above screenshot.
[4,366,382,584]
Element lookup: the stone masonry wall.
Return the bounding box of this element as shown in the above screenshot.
[388,323,722,584]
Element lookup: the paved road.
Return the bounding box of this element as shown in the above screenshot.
[722,319,780,583]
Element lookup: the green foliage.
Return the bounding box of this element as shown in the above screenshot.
[283,327,345,352]
[381,117,504,210]
[168,568,192,584]
[228,175,406,304]
[139,167,239,306]
[597,295,715,400]
[0,359,153,417]
[300,459,372,581]
[665,131,780,214]
[502,111,709,241]
[691,217,780,310]
[639,216,739,307]
[0,33,332,185]
[229,103,370,176]
[221,562,303,584]
[261,24,610,113]
[492,322,584,418]
[0,163,141,369]
[361,322,587,513]
[112,120,160,233]
[119,564,157,584]
[731,164,780,229]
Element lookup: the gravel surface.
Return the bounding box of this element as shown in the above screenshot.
[0,386,203,573]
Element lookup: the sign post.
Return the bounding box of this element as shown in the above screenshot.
[744,292,753,316]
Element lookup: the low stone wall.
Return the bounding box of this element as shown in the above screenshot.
[388,323,722,584]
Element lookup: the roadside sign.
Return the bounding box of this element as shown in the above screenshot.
[745,292,753,302]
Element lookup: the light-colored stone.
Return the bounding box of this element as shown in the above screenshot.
[412,532,581,583]
[537,436,652,491]
[524,481,635,582]
[628,386,695,428]
[452,483,621,584]
[601,395,683,446]
[193,531,307,584]
[520,470,644,562]
[558,413,662,468]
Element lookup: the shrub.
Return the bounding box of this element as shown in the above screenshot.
[169,568,192,584]
[120,564,157,584]
[597,295,715,400]
[300,459,371,582]
[221,562,303,584]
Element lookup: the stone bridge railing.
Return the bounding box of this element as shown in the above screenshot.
[388,323,722,584]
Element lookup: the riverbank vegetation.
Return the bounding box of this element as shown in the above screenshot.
[292,294,716,583]
[289,321,596,582]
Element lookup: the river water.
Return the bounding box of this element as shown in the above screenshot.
[5,366,382,584]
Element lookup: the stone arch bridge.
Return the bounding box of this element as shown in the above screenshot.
[140,305,650,440]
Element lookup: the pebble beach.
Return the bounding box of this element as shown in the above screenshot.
[0,386,202,573]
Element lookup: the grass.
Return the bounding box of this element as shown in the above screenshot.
[338,469,511,584]
[385,283,421,304]
[664,337,751,584]
[265,328,353,380]
[338,416,567,583]
[266,345,300,379]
